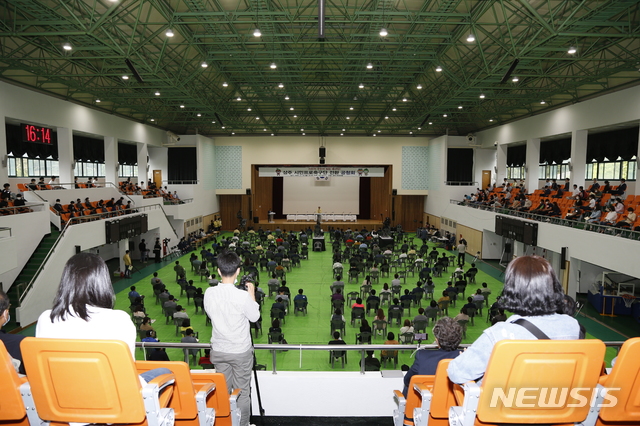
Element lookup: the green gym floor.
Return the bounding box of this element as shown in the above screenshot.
[106,232,631,370]
[16,232,636,370]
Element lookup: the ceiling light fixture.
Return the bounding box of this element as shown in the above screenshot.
[568,46,577,54]
[435,65,442,72]
[512,76,519,82]
[270,62,277,69]
[458,105,463,109]
[222,82,228,87]
[247,108,252,111]
[290,107,294,110]
[197,113,202,117]
[359,83,364,88]
[256,117,260,120]
[367,63,373,69]
[253,28,262,37]
[201,61,208,68]
[62,42,72,51]
[236,97,242,101]
[150,118,155,122]
[285,95,290,100]
[443,114,447,117]
[489,119,494,122]
[154,91,160,96]
[428,122,432,125]
[278,83,284,88]
[349,107,354,110]
[95,99,101,103]
[466,34,475,42]
[479,93,485,99]
[385,116,389,119]
[165,29,174,37]
[180,104,185,108]
[540,100,546,104]
[402,98,407,102]
[121,75,129,80]
[392,108,396,111]
[417,84,422,89]
[379,27,388,37]
[418,127,421,130]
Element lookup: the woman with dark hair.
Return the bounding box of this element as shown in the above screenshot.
[36,253,137,356]
[448,255,579,384]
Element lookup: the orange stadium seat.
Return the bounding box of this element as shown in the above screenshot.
[596,337,640,425]
[190,371,242,426]
[393,358,461,426]
[448,339,606,426]
[16,183,27,192]
[0,341,29,426]
[136,360,215,426]
[20,337,176,426]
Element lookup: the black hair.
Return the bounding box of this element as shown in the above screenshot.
[500,255,563,316]
[50,253,114,322]
[333,331,341,339]
[387,332,395,340]
[0,289,9,314]
[217,250,241,277]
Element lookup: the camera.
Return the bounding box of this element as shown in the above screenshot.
[163,238,170,244]
[237,272,256,291]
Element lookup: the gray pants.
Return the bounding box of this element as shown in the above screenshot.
[211,348,253,426]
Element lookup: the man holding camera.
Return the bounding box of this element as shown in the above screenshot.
[204,251,260,426]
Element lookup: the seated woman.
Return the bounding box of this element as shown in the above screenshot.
[352,297,365,309]
[139,316,154,333]
[358,318,372,343]
[447,255,580,385]
[399,319,414,342]
[402,317,463,397]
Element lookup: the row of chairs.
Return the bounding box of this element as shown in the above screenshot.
[1,338,242,426]
[394,338,639,426]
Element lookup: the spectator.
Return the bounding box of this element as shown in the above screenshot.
[0,289,25,374]
[448,255,579,384]
[361,350,381,371]
[402,317,462,397]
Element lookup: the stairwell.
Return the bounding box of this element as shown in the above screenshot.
[6,225,60,329]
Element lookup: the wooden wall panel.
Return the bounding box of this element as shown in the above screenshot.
[425,213,441,229]
[252,166,273,221]
[370,166,392,223]
[395,195,424,232]
[457,224,483,260]
[219,195,243,231]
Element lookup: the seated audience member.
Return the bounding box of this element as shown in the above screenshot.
[173,305,189,319]
[402,317,463,397]
[381,332,399,363]
[35,253,138,357]
[448,255,580,384]
[615,207,637,228]
[0,289,25,374]
[490,309,508,325]
[294,288,308,308]
[361,350,381,371]
[139,316,155,333]
[331,308,346,323]
[399,319,414,342]
[271,297,286,319]
[352,297,365,309]
[181,328,199,356]
[454,307,470,322]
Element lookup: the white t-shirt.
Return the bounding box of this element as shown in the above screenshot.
[204,283,260,353]
[36,306,137,358]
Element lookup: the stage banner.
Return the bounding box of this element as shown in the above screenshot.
[259,166,384,177]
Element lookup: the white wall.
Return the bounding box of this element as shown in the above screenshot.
[16,208,177,326]
[0,208,50,291]
[214,136,430,195]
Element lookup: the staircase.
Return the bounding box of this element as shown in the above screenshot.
[6,225,60,329]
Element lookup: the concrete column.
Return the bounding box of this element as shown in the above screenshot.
[137,143,148,185]
[0,123,8,183]
[571,130,588,189]
[526,138,540,192]
[496,143,507,185]
[57,127,74,185]
[104,136,118,187]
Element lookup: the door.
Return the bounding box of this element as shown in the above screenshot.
[153,170,162,189]
[482,170,492,190]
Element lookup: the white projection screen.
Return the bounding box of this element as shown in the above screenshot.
[283,177,360,214]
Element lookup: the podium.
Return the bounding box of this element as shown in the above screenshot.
[268,212,275,223]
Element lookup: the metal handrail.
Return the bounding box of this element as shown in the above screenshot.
[18,204,169,304]
[135,341,626,375]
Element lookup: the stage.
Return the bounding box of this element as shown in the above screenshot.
[231,218,384,232]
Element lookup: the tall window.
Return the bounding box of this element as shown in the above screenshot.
[506,144,526,180]
[118,143,138,178]
[539,159,572,180]
[73,135,105,177]
[585,156,637,181]
[8,154,59,177]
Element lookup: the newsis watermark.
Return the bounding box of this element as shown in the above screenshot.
[489,387,620,409]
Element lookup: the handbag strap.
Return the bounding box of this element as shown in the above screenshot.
[513,318,550,340]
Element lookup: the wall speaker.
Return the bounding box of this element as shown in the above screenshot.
[392,189,398,196]
[320,158,325,164]
[561,247,568,269]
[75,245,81,254]
[246,188,252,195]
[319,147,326,157]
[253,216,259,224]
[504,242,512,254]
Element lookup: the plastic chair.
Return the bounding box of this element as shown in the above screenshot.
[293,299,307,316]
[449,339,606,426]
[393,358,459,426]
[330,319,346,336]
[596,337,640,425]
[189,371,242,426]
[136,360,215,426]
[372,319,387,339]
[351,307,365,326]
[0,341,29,426]
[20,337,176,426]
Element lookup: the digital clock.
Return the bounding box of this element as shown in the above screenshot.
[22,123,53,144]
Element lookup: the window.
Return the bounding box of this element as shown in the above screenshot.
[74,161,105,178]
[585,157,636,181]
[7,154,59,178]
[119,164,138,177]
[506,166,525,180]
[539,159,571,180]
